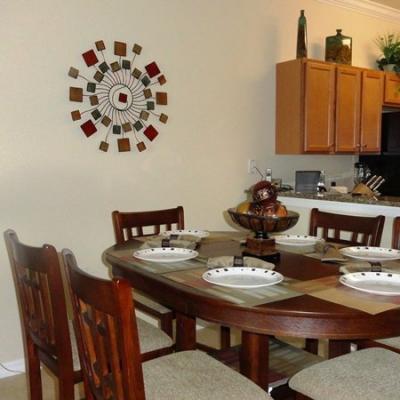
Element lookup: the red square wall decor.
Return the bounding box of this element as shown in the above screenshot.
[145,62,160,78]
[80,120,97,137]
[143,125,159,141]
[82,50,98,66]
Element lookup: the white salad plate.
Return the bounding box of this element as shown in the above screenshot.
[161,229,210,238]
[133,248,198,263]
[202,267,283,289]
[274,234,321,246]
[339,246,400,263]
[340,272,400,296]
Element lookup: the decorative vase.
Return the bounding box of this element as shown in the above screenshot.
[325,29,352,65]
[383,64,396,72]
[296,10,307,58]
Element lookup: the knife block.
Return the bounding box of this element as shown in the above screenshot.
[351,183,375,198]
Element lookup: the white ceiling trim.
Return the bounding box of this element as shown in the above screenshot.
[317,0,400,24]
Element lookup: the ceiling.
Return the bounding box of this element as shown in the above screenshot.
[373,0,400,11]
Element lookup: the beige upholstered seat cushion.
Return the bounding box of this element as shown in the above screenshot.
[69,317,173,370]
[143,350,271,400]
[289,348,400,400]
[376,336,400,348]
[136,317,173,354]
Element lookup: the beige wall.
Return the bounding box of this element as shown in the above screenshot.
[1,0,399,362]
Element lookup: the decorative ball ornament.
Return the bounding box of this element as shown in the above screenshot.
[68,40,168,153]
[252,180,278,205]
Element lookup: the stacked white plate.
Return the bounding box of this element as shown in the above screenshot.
[274,234,321,246]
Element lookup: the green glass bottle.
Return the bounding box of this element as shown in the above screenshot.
[296,10,307,58]
[325,29,352,65]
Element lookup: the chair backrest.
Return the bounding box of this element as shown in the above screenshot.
[4,229,74,374]
[112,206,184,243]
[392,217,400,250]
[309,208,385,246]
[63,249,145,400]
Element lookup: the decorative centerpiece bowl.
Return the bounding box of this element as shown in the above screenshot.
[228,208,299,240]
[229,180,300,259]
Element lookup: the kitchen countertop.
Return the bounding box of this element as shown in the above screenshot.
[278,191,400,208]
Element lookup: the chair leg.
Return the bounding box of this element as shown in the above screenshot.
[25,338,43,400]
[160,312,174,338]
[220,326,231,349]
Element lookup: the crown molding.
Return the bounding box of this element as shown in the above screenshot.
[317,0,400,23]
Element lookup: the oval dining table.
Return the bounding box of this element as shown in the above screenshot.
[105,231,400,390]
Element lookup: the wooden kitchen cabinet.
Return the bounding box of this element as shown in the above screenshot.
[383,71,400,105]
[276,58,335,154]
[276,59,383,154]
[335,67,383,153]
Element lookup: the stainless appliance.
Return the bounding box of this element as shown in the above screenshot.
[295,171,321,193]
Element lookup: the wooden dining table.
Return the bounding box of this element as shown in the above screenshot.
[105,231,400,390]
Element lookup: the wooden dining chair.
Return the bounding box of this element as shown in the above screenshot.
[309,208,385,246]
[4,229,174,400]
[111,207,184,338]
[357,216,400,354]
[62,248,272,400]
[306,209,385,354]
[4,229,82,400]
[112,206,231,349]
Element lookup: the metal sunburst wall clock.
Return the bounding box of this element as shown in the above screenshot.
[68,40,168,153]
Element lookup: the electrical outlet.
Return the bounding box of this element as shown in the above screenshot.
[247,159,256,174]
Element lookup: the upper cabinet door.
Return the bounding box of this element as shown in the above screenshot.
[335,66,361,153]
[360,70,383,153]
[304,61,335,153]
[384,72,400,105]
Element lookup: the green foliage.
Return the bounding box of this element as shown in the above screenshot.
[375,33,400,71]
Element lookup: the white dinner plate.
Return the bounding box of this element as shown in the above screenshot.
[133,248,198,263]
[339,246,400,263]
[161,229,210,238]
[274,234,321,246]
[202,267,283,289]
[340,272,400,296]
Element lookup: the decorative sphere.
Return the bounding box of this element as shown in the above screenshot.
[252,180,277,205]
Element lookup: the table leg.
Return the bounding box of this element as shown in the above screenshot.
[175,312,196,351]
[328,339,351,359]
[240,331,270,390]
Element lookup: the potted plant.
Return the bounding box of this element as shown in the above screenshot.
[375,33,400,72]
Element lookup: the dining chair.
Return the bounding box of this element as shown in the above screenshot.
[309,208,385,246]
[62,248,272,400]
[112,206,231,349]
[111,207,183,338]
[4,229,174,400]
[306,209,385,354]
[4,229,81,400]
[289,347,400,399]
[356,216,400,354]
